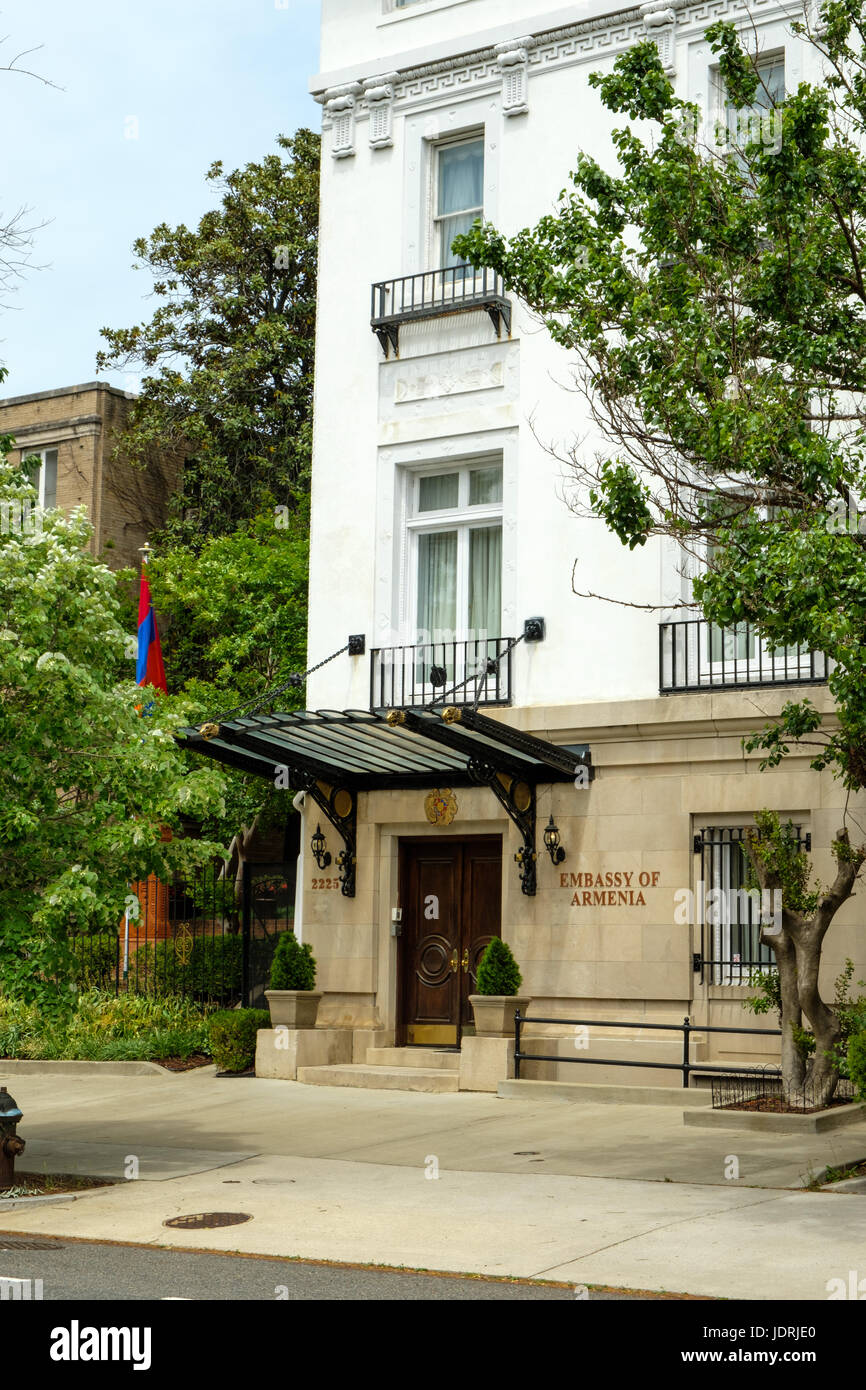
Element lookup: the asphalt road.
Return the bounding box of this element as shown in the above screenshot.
[0,1236,676,1300]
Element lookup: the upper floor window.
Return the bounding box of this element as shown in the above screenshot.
[408,459,502,646]
[24,447,58,509]
[725,53,784,155]
[434,136,484,270]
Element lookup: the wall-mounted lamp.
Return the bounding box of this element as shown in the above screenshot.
[310,824,331,870]
[543,814,566,866]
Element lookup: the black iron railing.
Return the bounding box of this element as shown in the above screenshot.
[659,619,828,692]
[513,1013,782,1088]
[371,266,511,356]
[370,637,513,709]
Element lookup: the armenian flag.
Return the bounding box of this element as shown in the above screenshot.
[136,568,167,693]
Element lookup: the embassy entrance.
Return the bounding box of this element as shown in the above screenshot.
[398,836,502,1046]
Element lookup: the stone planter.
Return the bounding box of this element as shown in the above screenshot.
[469,995,532,1038]
[265,990,322,1030]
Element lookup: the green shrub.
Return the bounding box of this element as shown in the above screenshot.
[69,933,120,990]
[142,935,243,1004]
[269,932,316,991]
[208,1009,270,1073]
[848,1032,866,1102]
[0,989,212,1061]
[476,938,522,996]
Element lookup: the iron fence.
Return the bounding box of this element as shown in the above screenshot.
[660,618,828,693]
[370,636,513,709]
[69,860,295,1007]
[710,1069,855,1111]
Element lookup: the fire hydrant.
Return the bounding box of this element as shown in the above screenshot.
[0,1087,25,1185]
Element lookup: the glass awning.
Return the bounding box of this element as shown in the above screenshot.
[178,705,589,791]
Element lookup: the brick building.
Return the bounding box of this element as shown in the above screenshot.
[0,380,178,570]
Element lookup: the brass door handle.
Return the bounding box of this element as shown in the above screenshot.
[461,949,469,972]
[449,950,458,973]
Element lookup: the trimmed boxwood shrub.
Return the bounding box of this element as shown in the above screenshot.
[476,938,522,996]
[269,932,316,991]
[208,1009,270,1073]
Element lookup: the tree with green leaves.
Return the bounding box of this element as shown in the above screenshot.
[454,9,866,1103]
[0,393,226,1011]
[96,130,320,863]
[97,129,319,545]
[146,503,309,884]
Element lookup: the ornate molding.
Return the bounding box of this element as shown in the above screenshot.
[495,35,537,117]
[640,1,678,75]
[313,0,779,124]
[363,72,399,149]
[320,82,364,159]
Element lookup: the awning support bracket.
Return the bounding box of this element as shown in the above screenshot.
[301,778,358,898]
[467,759,537,896]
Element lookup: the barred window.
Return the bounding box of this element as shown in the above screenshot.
[694,823,808,985]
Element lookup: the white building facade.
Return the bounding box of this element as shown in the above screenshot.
[202,1,863,1084]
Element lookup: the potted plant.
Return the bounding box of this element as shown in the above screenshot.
[265,932,321,1029]
[469,938,531,1037]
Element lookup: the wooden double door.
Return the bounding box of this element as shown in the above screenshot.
[398,836,502,1047]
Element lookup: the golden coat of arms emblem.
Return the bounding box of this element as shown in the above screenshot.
[424,788,458,825]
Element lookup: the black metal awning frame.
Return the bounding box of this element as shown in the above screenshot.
[179,706,592,899]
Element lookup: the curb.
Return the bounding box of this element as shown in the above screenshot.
[0,1060,189,1077]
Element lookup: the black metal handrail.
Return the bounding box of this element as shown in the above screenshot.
[659,618,828,692]
[370,637,513,709]
[371,266,511,356]
[513,1012,782,1088]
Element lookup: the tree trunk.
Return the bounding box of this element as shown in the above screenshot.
[798,932,842,1108]
[773,931,807,1102]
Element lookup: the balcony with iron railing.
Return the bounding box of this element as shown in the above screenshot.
[660,619,829,693]
[370,637,513,709]
[371,266,511,358]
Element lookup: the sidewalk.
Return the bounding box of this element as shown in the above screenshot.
[2,1066,865,1298]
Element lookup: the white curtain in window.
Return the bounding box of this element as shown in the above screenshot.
[417,530,457,643]
[418,473,458,513]
[468,525,501,641]
[439,141,483,268]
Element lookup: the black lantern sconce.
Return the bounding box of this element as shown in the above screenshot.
[310,824,331,871]
[543,814,566,866]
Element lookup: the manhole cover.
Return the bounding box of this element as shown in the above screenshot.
[0,1236,64,1250]
[163,1212,252,1230]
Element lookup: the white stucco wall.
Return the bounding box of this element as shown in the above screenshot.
[306,0,818,713]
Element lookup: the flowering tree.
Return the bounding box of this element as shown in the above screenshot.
[0,395,226,1009]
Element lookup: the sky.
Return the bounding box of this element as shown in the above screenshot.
[0,0,321,398]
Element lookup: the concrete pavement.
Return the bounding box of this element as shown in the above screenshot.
[2,1065,865,1298]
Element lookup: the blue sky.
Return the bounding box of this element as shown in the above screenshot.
[0,0,321,397]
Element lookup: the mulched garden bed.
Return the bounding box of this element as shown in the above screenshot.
[155,1054,213,1072]
[0,1173,114,1199]
[721,1095,854,1116]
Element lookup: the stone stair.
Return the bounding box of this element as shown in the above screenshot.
[296,1046,461,1093]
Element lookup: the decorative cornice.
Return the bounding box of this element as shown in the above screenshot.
[317,0,778,122]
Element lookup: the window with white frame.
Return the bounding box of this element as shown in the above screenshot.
[407,460,503,658]
[433,135,484,270]
[24,447,58,509]
[724,53,785,157]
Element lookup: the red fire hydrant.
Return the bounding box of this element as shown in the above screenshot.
[0,1088,25,1185]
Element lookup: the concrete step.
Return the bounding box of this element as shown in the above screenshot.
[365,1047,460,1071]
[296,1064,459,1093]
